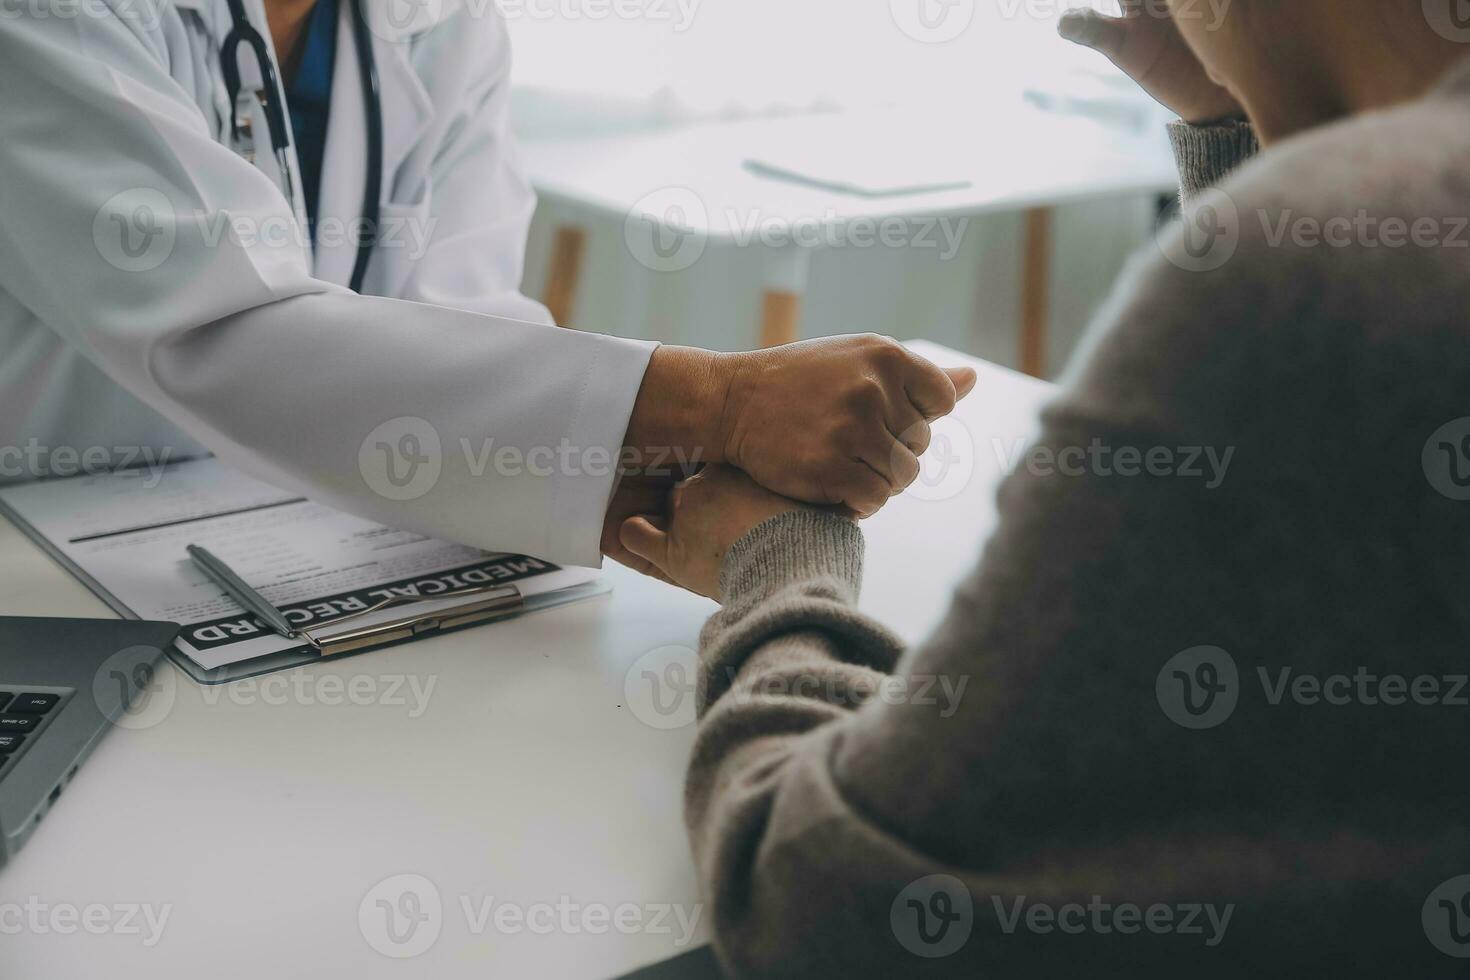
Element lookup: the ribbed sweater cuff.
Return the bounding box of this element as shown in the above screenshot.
[1167,118,1260,204]
[719,510,864,605]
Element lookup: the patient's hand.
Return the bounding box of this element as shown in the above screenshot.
[1059,2,1242,125]
[618,466,809,600]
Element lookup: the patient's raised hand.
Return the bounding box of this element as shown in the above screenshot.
[1059,1,1242,125]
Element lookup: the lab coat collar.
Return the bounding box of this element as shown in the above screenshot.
[311,0,438,287]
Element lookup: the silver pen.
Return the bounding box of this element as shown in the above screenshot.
[187,544,299,641]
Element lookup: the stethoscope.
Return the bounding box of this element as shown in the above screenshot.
[220,0,383,293]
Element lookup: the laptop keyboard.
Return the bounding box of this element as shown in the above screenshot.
[0,689,69,778]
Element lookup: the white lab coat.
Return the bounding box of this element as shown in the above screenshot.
[0,0,655,566]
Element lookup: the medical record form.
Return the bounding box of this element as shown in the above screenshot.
[0,457,605,682]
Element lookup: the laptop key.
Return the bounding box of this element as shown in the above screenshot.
[0,715,39,733]
[0,692,11,711]
[0,734,23,752]
[10,693,59,714]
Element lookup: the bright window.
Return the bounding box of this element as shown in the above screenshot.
[505,0,1137,124]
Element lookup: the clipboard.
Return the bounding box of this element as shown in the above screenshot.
[0,458,612,685]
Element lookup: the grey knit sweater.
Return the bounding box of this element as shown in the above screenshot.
[685,65,1470,978]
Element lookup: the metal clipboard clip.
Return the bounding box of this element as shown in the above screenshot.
[298,584,525,657]
[187,545,526,659]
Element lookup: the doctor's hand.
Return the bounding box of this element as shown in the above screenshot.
[1058,2,1242,125]
[623,335,975,521]
[715,335,976,517]
[601,472,682,583]
[619,466,811,600]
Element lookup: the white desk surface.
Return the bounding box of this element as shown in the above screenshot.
[0,341,1053,979]
[522,106,1178,239]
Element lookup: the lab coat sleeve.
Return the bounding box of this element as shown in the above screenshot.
[0,1,655,566]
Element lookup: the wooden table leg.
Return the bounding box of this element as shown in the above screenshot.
[1019,206,1053,379]
[543,224,587,328]
[759,291,802,348]
[758,247,811,348]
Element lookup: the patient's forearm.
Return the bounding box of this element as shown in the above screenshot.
[684,511,908,977]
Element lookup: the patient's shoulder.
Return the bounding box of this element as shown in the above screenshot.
[1229,82,1470,269]
[1055,89,1470,476]
[1155,84,1470,324]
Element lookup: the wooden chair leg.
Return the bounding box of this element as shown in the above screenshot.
[543,224,587,328]
[1019,206,1053,379]
[759,291,802,348]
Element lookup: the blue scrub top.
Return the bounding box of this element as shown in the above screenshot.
[287,0,339,244]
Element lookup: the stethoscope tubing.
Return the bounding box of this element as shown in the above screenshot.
[347,0,382,295]
[221,0,382,294]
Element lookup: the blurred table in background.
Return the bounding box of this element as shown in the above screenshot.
[523,103,1176,376]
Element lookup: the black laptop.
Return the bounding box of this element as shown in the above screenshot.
[0,617,179,869]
